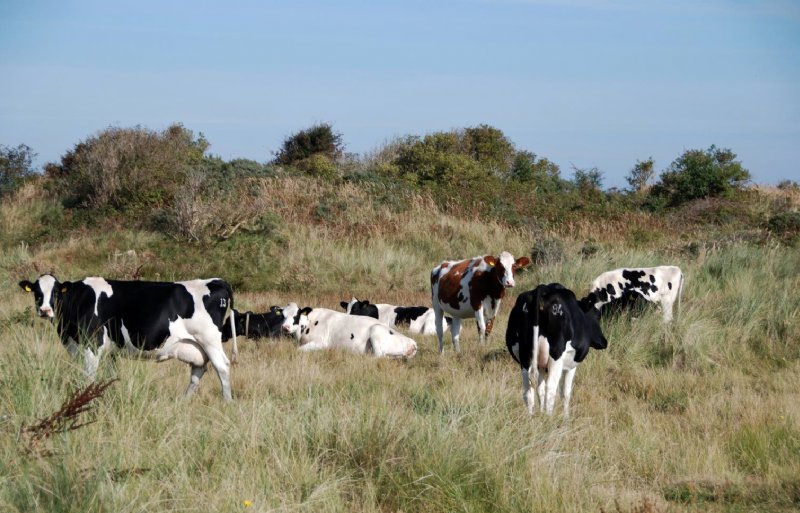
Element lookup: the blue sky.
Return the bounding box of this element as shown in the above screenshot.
[1,0,798,188]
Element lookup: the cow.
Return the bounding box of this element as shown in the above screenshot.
[223,306,285,341]
[19,274,237,401]
[505,283,608,416]
[583,266,684,323]
[430,251,531,353]
[280,303,417,358]
[339,297,450,336]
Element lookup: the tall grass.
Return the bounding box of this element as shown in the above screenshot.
[1,180,798,512]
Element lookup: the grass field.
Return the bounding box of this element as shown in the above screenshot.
[1,183,799,512]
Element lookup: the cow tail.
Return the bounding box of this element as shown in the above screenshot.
[677,271,685,322]
[229,306,238,365]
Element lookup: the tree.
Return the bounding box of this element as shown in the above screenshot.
[571,165,603,193]
[509,151,564,192]
[273,123,344,167]
[626,157,655,194]
[462,124,515,174]
[0,143,37,197]
[650,145,750,206]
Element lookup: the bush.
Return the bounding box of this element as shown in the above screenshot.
[0,143,37,197]
[45,124,208,213]
[650,145,750,207]
[273,123,344,167]
[296,154,338,179]
[530,237,564,265]
[767,211,800,242]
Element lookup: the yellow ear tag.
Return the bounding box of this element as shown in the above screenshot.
[61,287,67,293]
[25,286,31,292]
[276,309,282,314]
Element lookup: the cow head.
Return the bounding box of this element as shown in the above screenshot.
[485,252,531,288]
[340,297,358,313]
[280,302,312,338]
[19,274,62,319]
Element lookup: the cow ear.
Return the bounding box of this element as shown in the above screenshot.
[485,256,497,267]
[299,307,313,316]
[19,280,34,292]
[515,257,531,269]
[340,301,348,310]
[60,281,71,294]
[360,300,371,307]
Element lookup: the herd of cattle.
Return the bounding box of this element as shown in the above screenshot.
[18,251,683,415]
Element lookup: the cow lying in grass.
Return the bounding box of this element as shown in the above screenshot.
[223,306,285,341]
[19,274,237,401]
[280,303,418,358]
[505,283,608,416]
[583,266,684,323]
[340,297,449,335]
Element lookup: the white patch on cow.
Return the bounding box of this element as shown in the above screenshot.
[38,274,57,317]
[83,277,114,315]
[498,251,517,287]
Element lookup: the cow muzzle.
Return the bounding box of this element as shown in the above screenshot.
[504,280,515,288]
[39,307,54,318]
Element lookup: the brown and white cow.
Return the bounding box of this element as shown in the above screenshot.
[431,251,531,353]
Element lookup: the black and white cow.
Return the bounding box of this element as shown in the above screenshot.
[223,306,285,341]
[19,274,237,401]
[505,283,608,416]
[583,266,684,323]
[339,297,449,336]
[281,303,418,358]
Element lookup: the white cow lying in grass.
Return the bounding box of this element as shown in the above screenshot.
[280,303,418,358]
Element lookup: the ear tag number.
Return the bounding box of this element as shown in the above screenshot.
[551,304,563,316]
[220,298,227,308]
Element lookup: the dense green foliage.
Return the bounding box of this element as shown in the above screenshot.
[650,145,751,206]
[0,143,37,197]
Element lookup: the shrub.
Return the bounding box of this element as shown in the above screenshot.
[273,123,344,167]
[530,237,564,265]
[650,145,750,206]
[45,124,208,213]
[296,154,338,179]
[0,143,37,197]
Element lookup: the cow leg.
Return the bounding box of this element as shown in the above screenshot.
[561,367,577,418]
[475,308,487,345]
[661,299,674,323]
[201,344,233,402]
[84,328,113,380]
[298,341,331,352]
[433,304,446,354]
[522,367,535,415]
[536,370,546,413]
[545,359,564,415]
[184,364,207,398]
[450,318,462,353]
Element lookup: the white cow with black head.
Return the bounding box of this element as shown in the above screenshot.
[280,303,417,358]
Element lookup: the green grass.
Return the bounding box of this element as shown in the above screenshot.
[1,183,799,512]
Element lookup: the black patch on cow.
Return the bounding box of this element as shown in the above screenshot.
[393,306,428,326]
[668,282,673,290]
[350,333,354,340]
[314,321,319,325]
[605,283,617,297]
[389,330,394,335]
[596,290,648,320]
[649,274,656,283]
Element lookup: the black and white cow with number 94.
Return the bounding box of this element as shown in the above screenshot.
[19,274,238,401]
